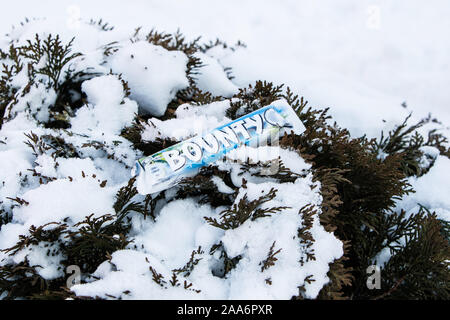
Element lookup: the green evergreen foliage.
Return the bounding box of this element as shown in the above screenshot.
[0,177,143,299]
[0,258,67,300]
[238,158,307,183]
[277,85,450,299]
[0,33,99,129]
[260,241,282,272]
[367,208,449,299]
[24,131,79,159]
[297,205,317,266]
[120,116,178,156]
[18,34,82,91]
[372,113,450,177]
[209,242,242,278]
[0,220,71,299]
[0,207,10,228]
[144,256,201,293]
[63,214,131,274]
[89,18,115,32]
[0,45,23,128]
[113,177,146,220]
[173,246,204,277]
[2,222,67,256]
[226,81,285,119]
[204,187,290,230]
[176,165,237,207]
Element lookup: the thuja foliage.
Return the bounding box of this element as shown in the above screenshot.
[0,207,10,229]
[0,258,68,300]
[120,116,179,157]
[0,45,23,128]
[276,85,450,299]
[18,34,82,91]
[177,165,237,207]
[156,75,449,299]
[63,214,132,274]
[260,241,282,272]
[226,81,285,120]
[239,158,307,183]
[89,18,115,32]
[209,242,243,278]
[24,131,79,159]
[372,113,449,177]
[204,187,290,230]
[0,220,71,299]
[118,30,246,158]
[362,208,449,299]
[0,177,143,299]
[173,246,204,277]
[0,33,101,130]
[297,205,318,267]
[119,69,449,298]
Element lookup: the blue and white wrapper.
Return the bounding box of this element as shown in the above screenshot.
[133,100,306,194]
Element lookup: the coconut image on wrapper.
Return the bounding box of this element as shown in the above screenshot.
[132,100,306,195]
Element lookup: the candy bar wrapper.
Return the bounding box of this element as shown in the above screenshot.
[133,100,306,195]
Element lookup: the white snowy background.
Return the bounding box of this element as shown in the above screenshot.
[1,0,449,132]
[0,0,449,299]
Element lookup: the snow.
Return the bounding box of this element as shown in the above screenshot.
[11,177,116,227]
[192,52,239,97]
[396,156,450,221]
[72,75,138,136]
[142,114,226,142]
[418,146,440,171]
[132,199,214,269]
[211,176,234,194]
[11,241,64,280]
[72,153,342,299]
[217,178,341,299]
[0,149,33,205]
[372,155,450,267]
[0,1,449,300]
[176,100,230,120]
[81,75,124,106]
[2,1,449,129]
[41,157,98,180]
[141,101,232,142]
[108,41,189,116]
[71,249,203,299]
[2,1,450,133]
[8,83,56,123]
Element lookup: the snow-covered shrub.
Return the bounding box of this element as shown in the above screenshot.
[0,19,449,300]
